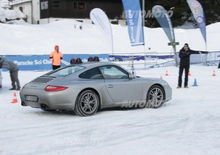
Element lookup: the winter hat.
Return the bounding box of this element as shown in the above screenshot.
[184,43,189,47]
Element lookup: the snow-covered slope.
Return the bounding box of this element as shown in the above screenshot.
[0,20,220,55]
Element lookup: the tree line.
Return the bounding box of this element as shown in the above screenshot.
[143,0,220,27]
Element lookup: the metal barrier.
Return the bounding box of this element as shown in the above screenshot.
[206,51,220,66]
[109,52,175,72]
[110,51,220,72]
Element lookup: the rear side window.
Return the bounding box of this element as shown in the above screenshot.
[79,68,103,79]
[46,65,85,77]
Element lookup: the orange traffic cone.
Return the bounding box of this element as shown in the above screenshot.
[165,70,169,76]
[11,93,18,104]
[212,71,217,77]
[188,70,192,76]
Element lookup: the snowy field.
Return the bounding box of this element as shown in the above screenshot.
[0,65,220,155]
[0,20,220,55]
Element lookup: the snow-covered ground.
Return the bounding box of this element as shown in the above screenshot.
[0,20,220,55]
[0,65,220,155]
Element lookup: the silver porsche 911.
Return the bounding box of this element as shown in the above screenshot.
[20,62,172,116]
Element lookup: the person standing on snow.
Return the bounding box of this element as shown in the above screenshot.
[0,57,21,90]
[178,43,208,88]
[50,45,63,70]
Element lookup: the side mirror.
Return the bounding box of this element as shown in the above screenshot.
[128,73,135,80]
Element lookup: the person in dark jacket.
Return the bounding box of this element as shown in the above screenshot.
[178,43,208,88]
[0,57,21,90]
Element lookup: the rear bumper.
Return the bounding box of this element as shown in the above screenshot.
[20,87,78,111]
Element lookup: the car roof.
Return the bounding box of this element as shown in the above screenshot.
[68,62,130,76]
[75,62,117,69]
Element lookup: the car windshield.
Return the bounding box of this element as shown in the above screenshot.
[45,65,85,77]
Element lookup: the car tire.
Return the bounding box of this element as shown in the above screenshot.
[74,90,100,116]
[146,85,165,108]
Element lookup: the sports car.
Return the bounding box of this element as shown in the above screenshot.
[20,62,172,116]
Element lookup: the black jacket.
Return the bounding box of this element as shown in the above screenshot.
[179,48,208,66]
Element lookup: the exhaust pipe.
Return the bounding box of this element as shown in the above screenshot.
[40,104,50,111]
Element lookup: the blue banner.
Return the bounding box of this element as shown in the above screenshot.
[109,55,173,62]
[152,5,175,43]
[1,54,109,71]
[187,0,206,43]
[122,0,145,46]
[152,5,179,66]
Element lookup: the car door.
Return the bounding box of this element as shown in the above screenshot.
[99,65,143,104]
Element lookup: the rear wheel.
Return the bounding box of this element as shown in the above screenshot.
[74,90,100,116]
[146,85,165,108]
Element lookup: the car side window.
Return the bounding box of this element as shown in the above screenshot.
[79,68,104,79]
[99,65,129,79]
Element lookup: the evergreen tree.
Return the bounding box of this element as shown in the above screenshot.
[143,0,220,27]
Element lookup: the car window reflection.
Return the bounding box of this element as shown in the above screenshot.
[99,66,128,79]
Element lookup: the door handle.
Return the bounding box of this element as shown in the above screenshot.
[107,84,114,88]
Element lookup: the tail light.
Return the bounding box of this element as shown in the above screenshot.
[44,85,68,92]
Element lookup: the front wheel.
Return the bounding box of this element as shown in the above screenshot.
[74,90,100,116]
[146,85,165,108]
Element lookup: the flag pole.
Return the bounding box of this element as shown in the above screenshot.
[110,25,114,56]
[142,0,147,68]
[204,39,208,65]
